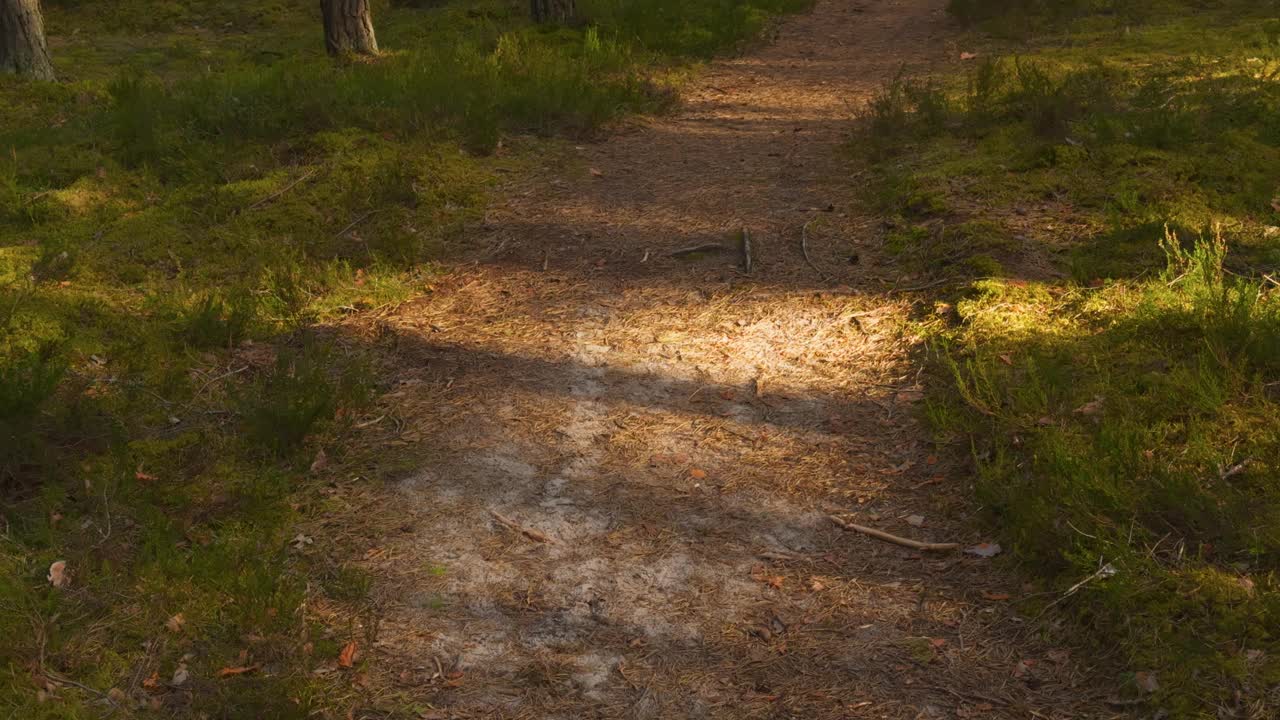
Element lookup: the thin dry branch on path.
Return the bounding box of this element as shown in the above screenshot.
[830,515,960,551]
[489,509,553,543]
[801,220,830,281]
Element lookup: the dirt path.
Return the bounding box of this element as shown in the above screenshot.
[340,1,1117,717]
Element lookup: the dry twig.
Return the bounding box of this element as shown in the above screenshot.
[801,220,830,281]
[489,510,552,543]
[830,515,959,551]
[246,167,319,212]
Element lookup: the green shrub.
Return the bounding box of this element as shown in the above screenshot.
[174,292,257,349]
[107,30,658,177]
[0,345,65,483]
[238,338,373,454]
[944,234,1280,713]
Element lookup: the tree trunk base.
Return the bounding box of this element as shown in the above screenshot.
[321,0,379,57]
[0,0,55,80]
[531,0,575,24]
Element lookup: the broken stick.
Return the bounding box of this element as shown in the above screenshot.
[489,510,552,543]
[829,515,959,551]
[740,227,753,274]
[669,243,726,258]
[801,220,829,281]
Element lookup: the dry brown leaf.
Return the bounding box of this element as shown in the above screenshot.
[309,448,329,474]
[135,469,159,482]
[1074,397,1104,416]
[965,542,1002,558]
[216,665,258,678]
[982,591,1011,601]
[47,560,68,588]
[960,51,979,60]
[142,671,161,690]
[1135,671,1159,693]
[338,641,359,668]
[164,613,185,633]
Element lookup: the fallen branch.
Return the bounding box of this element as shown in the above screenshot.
[489,510,552,543]
[829,515,959,551]
[801,220,830,281]
[334,208,384,239]
[246,167,319,212]
[740,227,753,274]
[669,243,726,258]
[887,275,957,294]
[1034,561,1116,619]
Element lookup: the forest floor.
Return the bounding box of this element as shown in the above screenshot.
[321,1,1126,716]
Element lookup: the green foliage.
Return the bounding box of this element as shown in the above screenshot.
[107,30,656,170]
[585,0,815,57]
[863,1,1280,713]
[942,237,1280,715]
[240,337,374,454]
[172,292,257,349]
[0,345,65,483]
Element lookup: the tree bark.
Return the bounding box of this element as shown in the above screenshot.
[530,0,575,23]
[0,0,54,80]
[321,0,378,57]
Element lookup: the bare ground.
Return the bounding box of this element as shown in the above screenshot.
[321,1,1125,717]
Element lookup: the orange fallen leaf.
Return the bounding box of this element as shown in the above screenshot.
[217,665,258,678]
[142,671,161,690]
[766,575,785,589]
[690,468,708,480]
[135,469,159,482]
[338,641,358,668]
[164,613,185,633]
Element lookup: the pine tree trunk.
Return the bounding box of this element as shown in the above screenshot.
[530,0,575,23]
[321,0,378,57]
[0,0,55,80]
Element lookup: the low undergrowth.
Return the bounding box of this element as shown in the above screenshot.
[857,1,1280,716]
[0,0,811,716]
